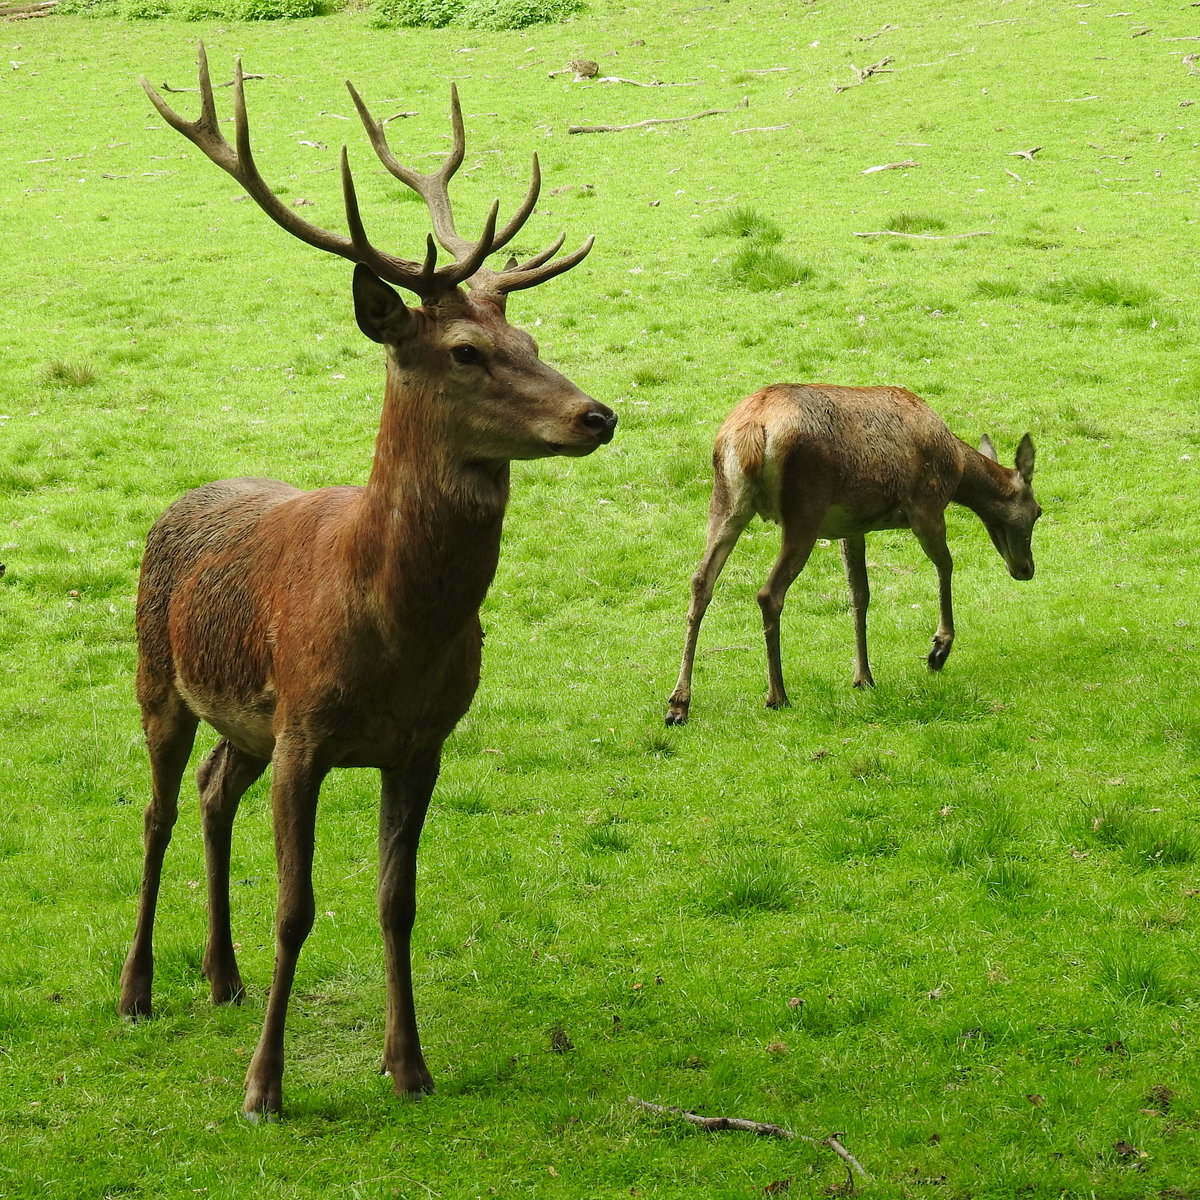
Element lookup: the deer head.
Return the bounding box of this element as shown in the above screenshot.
[141,45,615,466]
[978,433,1039,580]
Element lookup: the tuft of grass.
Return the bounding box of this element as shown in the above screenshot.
[703,205,784,243]
[729,245,813,292]
[1080,802,1199,869]
[701,846,794,915]
[1096,944,1182,1005]
[632,365,670,388]
[981,856,1038,901]
[975,278,1023,298]
[41,360,98,389]
[885,212,947,234]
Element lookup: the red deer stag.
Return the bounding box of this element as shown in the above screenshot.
[118,46,615,1118]
[665,385,1038,724]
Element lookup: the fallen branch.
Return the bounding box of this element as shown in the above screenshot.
[593,76,698,87]
[159,73,264,93]
[628,1098,870,1186]
[861,157,918,174]
[568,97,747,134]
[733,124,790,134]
[855,22,898,41]
[1,0,57,15]
[853,229,993,239]
[834,56,893,92]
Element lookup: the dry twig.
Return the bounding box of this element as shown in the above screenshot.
[628,1097,870,1187]
[834,56,894,92]
[593,76,697,87]
[1008,145,1042,161]
[159,73,264,93]
[1,0,57,14]
[861,157,918,174]
[568,98,747,134]
[853,229,993,239]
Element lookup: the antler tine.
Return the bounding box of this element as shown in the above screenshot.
[488,152,542,255]
[484,235,596,296]
[144,44,443,297]
[339,148,439,292]
[512,231,566,273]
[346,79,522,284]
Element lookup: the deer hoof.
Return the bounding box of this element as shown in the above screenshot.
[664,707,688,727]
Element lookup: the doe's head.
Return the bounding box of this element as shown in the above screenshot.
[978,433,1039,581]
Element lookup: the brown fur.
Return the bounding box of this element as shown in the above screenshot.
[665,384,1039,722]
[118,73,616,1118]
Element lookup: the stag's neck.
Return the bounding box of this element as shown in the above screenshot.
[350,362,509,632]
[953,441,1014,521]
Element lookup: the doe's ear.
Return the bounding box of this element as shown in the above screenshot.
[352,264,413,344]
[978,433,998,462]
[1015,432,1035,482]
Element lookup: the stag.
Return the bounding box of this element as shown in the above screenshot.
[118,46,615,1118]
[665,384,1038,724]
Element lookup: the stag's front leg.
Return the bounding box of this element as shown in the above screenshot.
[757,526,819,709]
[243,735,326,1120]
[911,510,955,671]
[840,535,875,688]
[197,738,268,1005]
[378,753,440,1098]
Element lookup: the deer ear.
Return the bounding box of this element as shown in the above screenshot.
[352,264,414,344]
[978,434,998,462]
[1014,433,1035,482]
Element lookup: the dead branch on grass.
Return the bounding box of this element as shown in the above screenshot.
[628,1097,870,1187]
[568,97,747,134]
[861,157,918,174]
[2,0,56,17]
[834,56,893,92]
[853,229,994,239]
[159,73,265,93]
[593,76,698,87]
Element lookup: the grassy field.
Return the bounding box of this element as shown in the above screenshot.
[2,1,1199,1196]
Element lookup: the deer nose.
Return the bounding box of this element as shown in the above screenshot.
[581,403,617,443]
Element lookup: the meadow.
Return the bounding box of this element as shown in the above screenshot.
[2,0,1199,1195]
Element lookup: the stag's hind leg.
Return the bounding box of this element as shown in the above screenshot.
[197,738,268,1006]
[119,690,199,1018]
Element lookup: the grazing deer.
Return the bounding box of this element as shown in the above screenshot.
[118,46,615,1118]
[665,384,1038,724]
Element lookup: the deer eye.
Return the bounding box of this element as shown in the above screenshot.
[451,344,482,366]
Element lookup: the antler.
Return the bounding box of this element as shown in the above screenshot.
[142,44,593,302]
[346,81,594,299]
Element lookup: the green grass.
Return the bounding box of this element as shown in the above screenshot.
[3,2,1200,1197]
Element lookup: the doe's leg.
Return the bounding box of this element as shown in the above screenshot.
[757,524,820,710]
[910,508,955,671]
[665,501,753,725]
[197,738,268,1006]
[840,535,875,688]
[119,692,199,1018]
[242,734,327,1120]
[377,751,441,1097]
